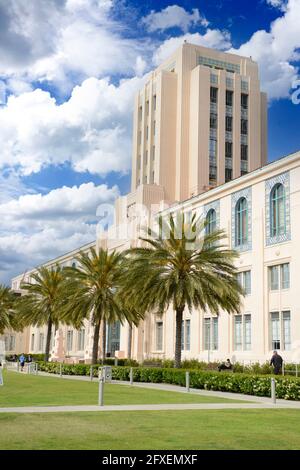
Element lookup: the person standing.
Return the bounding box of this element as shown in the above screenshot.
[270,351,283,375]
[19,354,25,372]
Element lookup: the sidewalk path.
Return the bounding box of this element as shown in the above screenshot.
[1,402,300,413]
[4,367,300,410]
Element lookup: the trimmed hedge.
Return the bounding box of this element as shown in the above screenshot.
[37,362,300,401]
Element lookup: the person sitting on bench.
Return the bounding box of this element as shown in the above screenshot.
[218,359,232,372]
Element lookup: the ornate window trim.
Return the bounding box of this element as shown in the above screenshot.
[204,200,220,229]
[231,187,252,252]
[265,172,291,246]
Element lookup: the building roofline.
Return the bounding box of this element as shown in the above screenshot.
[161,149,300,214]
[11,240,96,281]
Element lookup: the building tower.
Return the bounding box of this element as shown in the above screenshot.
[131,42,267,203]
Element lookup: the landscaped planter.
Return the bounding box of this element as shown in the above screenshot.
[36,362,300,401]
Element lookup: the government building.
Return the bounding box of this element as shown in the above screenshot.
[4,43,300,365]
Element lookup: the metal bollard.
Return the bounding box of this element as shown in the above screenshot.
[271,378,276,404]
[130,367,133,386]
[17,360,19,372]
[90,365,93,381]
[98,370,104,406]
[114,357,118,367]
[35,363,38,375]
[27,363,30,374]
[186,371,190,393]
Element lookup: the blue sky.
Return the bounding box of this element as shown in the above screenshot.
[0,0,299,284]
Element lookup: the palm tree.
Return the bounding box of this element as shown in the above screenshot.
[17,266,66,362]
[61,247,144,364]
[123,212,243,368]
[0,285,15,334]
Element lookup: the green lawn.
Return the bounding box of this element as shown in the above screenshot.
[0,371,243,407]
[1,409,300,450]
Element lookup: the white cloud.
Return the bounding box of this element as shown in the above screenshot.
[142,5,208,33]
[153,30,232,65]
[266,0,288,11]
[0,75,144,177]
[0,182,119,283]
[0,0,148,93]
[229,0,300,100]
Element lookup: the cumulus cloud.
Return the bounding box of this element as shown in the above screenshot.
[229,0,300,99]
[142,5,208,33]
[0,182,119,283]
[153,30,232,65]
[0,0,148,92]
[0,75,144,177]
[266,0,288,11]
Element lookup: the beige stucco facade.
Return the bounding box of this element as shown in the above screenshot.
[8,43,300,366]
[131,42,267,202]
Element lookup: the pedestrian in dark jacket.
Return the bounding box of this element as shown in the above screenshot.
[270,351,283,375]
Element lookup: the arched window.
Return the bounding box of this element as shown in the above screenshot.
[206,208,217,235]
[270,183,286,237]
[235,197,248,246]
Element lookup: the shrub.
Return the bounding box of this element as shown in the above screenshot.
[36,362,300,400]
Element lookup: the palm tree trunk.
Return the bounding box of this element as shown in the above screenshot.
[44,318,53,362]
[92,320,101,364]
[127,323,132,359]
[174,306,184,369]
[102,320,107,364]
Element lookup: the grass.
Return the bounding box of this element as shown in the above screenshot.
[0,370,244,407]
[1,409,300,449]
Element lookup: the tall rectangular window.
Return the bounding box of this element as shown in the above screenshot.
[9,335,16,351]
[153,95,156,110]
[244,271,251,295]
[241,144,248,161]
[181,320,184,351]
[203,318,218,350]
[269,266,279,291]
[185,320,191,351]
[269,264,290,291]
[212,318,218,350]
[210,87,218,104]
[282,311,291,351]
[39,333,44,352]
[209,139,217,157]
[244,314,251,351]
[271,312,280,350]
[241,119,248,135]
[156,322,163,351]
[204,318,211,350]
[237,271,251,295]
[226,116,233,132]
[225,168,232,182]
[31,334,35,351]
[226,90,233,106]
[210,114,218,129]
[225,141,232,158]
[281,263,290,289]
[78,329,85,351]
[234,315,243,350]
[241,94,248,109]
[234,314,251,351]
[67,330,73,351]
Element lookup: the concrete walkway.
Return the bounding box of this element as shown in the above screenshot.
[1,402,300,414]
[4,367,300,410]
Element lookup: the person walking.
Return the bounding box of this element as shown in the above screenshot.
[270,350,283,375]
[19,354,25,372]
